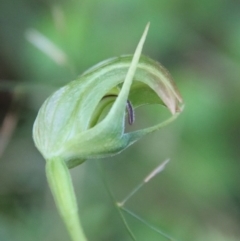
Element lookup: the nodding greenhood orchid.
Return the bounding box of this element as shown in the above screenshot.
[32,23,183,241]
[33,24,183,169]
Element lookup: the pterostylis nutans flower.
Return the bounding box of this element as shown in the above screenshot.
[33,23,183,241]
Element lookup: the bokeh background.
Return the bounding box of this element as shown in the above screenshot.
[1,0,240,241]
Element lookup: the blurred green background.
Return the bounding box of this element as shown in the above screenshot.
[0,0,240,240]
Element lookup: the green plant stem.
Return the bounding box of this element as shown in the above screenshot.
[46,157,88,241]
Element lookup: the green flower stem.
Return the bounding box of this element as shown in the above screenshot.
[46,157,87,241]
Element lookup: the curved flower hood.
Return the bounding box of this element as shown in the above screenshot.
[33,24,183,168]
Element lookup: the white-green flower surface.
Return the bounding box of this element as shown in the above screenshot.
[33,24,183,169]
[32,23,183,241]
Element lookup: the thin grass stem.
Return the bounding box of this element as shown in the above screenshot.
[118,159,170,206]
[97,162,137,241]
[121,207,179,241]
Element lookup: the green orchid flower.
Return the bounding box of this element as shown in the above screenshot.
[32,23,183,241]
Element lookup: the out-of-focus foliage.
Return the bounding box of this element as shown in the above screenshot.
[0,0,240,241]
